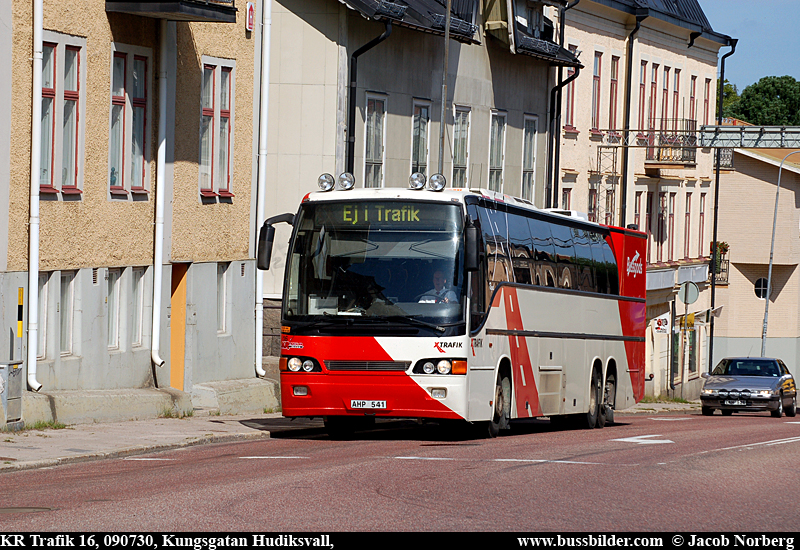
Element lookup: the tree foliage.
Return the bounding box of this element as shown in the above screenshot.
[719,79,739,119]
[727,76,800,126]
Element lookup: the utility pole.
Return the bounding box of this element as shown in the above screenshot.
[437,0,452,177]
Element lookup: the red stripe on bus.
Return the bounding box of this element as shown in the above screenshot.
[503,287,543,418]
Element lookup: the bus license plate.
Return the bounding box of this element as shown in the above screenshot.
[725,400,746,406]
[351,400,386,409]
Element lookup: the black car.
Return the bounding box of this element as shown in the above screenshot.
[700,357,797,417]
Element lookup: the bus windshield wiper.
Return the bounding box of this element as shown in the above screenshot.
[366,315,451,333]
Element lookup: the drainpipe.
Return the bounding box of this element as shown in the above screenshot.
[26,0,43,391]
[619,14,646,228]
[549,0,580,209]
[548,66,580,208]
[708,38,737,372]
[255,0,273,377]
[346,21,392,174]
[151,19,171,370]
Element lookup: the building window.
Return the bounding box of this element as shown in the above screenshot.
[634,191,642,230]
[649,64,659,130]
[565,45,578,129]
[690,76,697,123]
[37,273,49,359]
[588,188,598,222]
[200,59,236,198]
[704,78,711,126]
[609,56,619,130]
[131,267,145,347]
[698,193,706,256]
[562,188,571,210]
[364,95,385,188]
[646,191,653,263]
[684,193,692,259]
[60,271,74,355]
[668,192,676,261]
[638,61,647,129]
[453,107,470,187]
[488,111,506,193]
[605,190,615,226]
[661,67,670,129]
[755,277,769,300]
[657,192,666,262]
[110,44,152,197]
[217,262,229,333]
[591,52,602,130]
[411,102,430,177]
[521,116,537,201]
[40,34,86,195]
[673,69,681,125]
[107,269,120,349]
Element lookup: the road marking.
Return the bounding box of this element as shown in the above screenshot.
[395,456,455,461]
[701,436,800,454]
[124,458,175,461]
[611,434,674,445]
[395,457,626,466]
[494,458,601,465]
[239,456,309,459]
[648,417,690,421]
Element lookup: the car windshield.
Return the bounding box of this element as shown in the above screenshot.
[714,359,780,377]
[283,200,466,330]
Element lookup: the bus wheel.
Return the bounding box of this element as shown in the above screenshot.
[583,369,601,429]
[488,375,511,438]
[599,373,616,427]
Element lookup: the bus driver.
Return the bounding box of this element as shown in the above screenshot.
[418,270,458,303]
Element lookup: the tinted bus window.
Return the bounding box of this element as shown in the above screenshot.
[508,212,533,285]
[589,231,609,293]
[571,228,595,292]
[528,216,556,287]
[479,205,513,288]
[549,222,576,290]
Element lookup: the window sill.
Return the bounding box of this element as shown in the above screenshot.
[109,186,129,196]
[217,190,235,198]
[131,187,149,195]
[200,189,218,198]
[563,125,579,136]
[61,187,83,195]
[40,185,59,195]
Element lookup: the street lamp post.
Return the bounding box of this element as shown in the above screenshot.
[761,150,800,357]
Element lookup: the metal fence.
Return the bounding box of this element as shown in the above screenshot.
[644,118,698,164]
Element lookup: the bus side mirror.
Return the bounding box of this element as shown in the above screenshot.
[257,212,295,271]
[465,225,479,272]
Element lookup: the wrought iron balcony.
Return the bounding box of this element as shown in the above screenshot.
[643,118,698,165]
[106,0,237,23]
[710,254,729,284]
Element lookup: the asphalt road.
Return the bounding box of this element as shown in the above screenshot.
[1,412,798,532]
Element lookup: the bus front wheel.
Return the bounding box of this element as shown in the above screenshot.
[488,375,511,438]
[582,369,601,429]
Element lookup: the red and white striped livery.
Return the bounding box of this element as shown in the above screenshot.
[261,186,646,436]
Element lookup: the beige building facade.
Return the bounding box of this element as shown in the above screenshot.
[556,0,731,398]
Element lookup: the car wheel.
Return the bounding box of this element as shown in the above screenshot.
[786,395,797,418]
[771,395,784,418]
[488,374,511,438]
[701,406,714,416]
[721,409,733,416]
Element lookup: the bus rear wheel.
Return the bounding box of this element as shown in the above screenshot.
[582,368,601,429]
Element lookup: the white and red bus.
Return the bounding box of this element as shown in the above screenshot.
[258,179,646,437]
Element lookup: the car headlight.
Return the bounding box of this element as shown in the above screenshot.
[701,388,717,396]
[755,390,774,397]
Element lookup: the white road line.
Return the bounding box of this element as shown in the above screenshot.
[611,434,674,445]
[494,458,602,465]
[648,417,691,421]
[395,456,455,461]
[701,436,800,453]
[395,457,628,466]
[124,458,175,461]
[239,456,309,459]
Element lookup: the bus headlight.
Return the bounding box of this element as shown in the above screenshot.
[437,360,452,374]
[429,173,446,191]
[318,173,335,191]
[409,172,426,190]
[302,360,315,372]
[338,172,356,190]
[288,357,303,372]
[422,361,435,374]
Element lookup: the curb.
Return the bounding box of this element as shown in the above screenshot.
[0,431,270,474]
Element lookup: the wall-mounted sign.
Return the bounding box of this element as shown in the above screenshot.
[246,2,256,32]
[653,313,670,334]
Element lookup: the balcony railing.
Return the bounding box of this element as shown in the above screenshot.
[643,118,698,164]
[710,254,729,284]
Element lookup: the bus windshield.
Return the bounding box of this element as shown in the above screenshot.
[283,200,466,331]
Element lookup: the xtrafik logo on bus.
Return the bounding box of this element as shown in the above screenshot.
[627,251,643,278]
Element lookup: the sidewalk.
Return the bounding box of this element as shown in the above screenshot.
[0,399,701,474]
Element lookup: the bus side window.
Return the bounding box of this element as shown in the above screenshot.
[550,222,576,290]
[528,216,556,287]
[479,206,513,291]
[571,228,595,292]
[508,212,533,285]
[466,204,487,329]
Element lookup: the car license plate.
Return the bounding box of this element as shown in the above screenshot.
[725,400,746,406]
[351,400,386,409]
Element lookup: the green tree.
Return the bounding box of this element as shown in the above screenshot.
[728,76,800,126]
[718,79,739,119]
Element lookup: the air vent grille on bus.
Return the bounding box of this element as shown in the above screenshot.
[325,361,410,372]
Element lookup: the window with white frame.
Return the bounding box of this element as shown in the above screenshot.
[41,32,86,196]
[411,101,430,177]
[107,269,120,349]
[488,111,506,193]
[109,44,152,197]
[452,107,470,187]
[37,273,49,359]
[200,58,235,198]
[521,115,537,201]
[364,95,386,188]
[591,52,602,130]
[217,262,229,333]
[60,271,75,355]
[131,267,145,347]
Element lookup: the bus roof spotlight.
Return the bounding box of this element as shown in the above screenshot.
[338,172,356,190]
[429,173,446,191]
[409,172,426,190]
[318,173,335,192]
